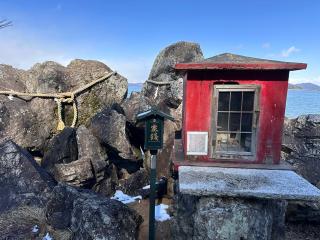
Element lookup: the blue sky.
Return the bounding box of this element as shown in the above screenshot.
[0,0,319,84]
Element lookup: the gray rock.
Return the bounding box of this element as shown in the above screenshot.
[0,206,56,240]
[172,194,286,240]
[45,183,81,229]
[94,164,119,197]
[65,59,128,125]
[76,125,107,182]
[0,97,43,150]
[90,108,140,160]
[45,183,143,239]
[286,201,320,223]
[0,140,56,213]
[53,158,95,188]
[119,168,149,196]
[25,61,67,93]
[122,91,152,124]
[0,64,25,91]
[282,114,320,186]
[148,41,203,82]
[137,42,203,178]
[142,41,203,107]
[0,60,128,152]
[42,127,78,173]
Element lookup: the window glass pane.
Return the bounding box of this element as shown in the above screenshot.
[230,92,242,111]
[216,133,228,151]
[228,132,241,151]
[240,133,252,152]
[241,113,253,132]
[217,112,229,131]
[218,92,230,111]
[242,92,254,111]
[229,113,241,131]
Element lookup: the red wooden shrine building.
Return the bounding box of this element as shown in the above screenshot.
[172,53,307,169]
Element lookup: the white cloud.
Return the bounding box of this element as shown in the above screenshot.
[0,29,72,69]
[0,28,152,82]
[280,46,300,57]
[262,42,271,49]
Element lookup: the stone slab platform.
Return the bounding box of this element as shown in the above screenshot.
[179,166,320,201]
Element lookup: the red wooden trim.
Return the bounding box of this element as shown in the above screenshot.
[175,63,307,71]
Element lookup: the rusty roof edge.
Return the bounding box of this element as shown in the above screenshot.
[175,62,307,71]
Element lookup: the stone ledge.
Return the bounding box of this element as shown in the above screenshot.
[179,166,320,201]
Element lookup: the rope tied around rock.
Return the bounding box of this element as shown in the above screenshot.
[0,71,116,131]
[145,79,171,85]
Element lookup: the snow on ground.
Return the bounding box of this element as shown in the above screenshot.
[155,204,171,222]
[143,185,150,190]
[42,233,53,240]
[111,190,142,204]
[31,225,39,233]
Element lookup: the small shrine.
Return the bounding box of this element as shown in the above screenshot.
[173,53,307,168]
[171,53,320,240]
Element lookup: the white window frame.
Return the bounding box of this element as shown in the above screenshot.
[211,84,260,160]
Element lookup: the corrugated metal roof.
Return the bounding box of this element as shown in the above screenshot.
[175,53,307,71]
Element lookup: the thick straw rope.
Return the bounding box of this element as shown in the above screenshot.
[0,71,116,131]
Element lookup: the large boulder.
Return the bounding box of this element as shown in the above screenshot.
[0,140,56,213]
[282,114,320,186]
[42,126,110,188]
[90,107,140,161]
[0,60,128,152]
[282,114,320,223]
[45,183,143,239]
[53,158,95,188]
[65,60,128,125]
[76,125,108,182]
[133,42,204,178]
[94,164,119,197]
[0,97,43,150]
[42,127,78,173]
[142,41,203,107]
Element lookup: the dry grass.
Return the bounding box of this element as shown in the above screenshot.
[0,206,73,240]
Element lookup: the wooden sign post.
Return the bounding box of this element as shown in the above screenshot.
[137,108,174,240]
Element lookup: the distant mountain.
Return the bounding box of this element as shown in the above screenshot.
[288,83,302,89]
[128,83,143,87]
[295,83,320,91]
[289,83,320,91]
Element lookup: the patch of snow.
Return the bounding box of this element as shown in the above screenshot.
[31,225,39,233]
[142,185,150,190]
[42,233,53,240]
[111,190,142,204]
[155,204,171,222]
[7,95,13,100]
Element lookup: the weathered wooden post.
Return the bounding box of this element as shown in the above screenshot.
[137,108,174,240]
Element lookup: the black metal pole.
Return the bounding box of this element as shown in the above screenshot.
[149,152,157,240]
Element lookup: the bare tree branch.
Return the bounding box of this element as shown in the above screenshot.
[0,19,12,29]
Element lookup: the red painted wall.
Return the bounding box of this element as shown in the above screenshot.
[183,70,289,164]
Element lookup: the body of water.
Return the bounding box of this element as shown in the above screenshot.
[128,84,319,118]
[286,90,320,118]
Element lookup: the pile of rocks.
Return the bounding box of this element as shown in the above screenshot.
[0,41,203,239]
